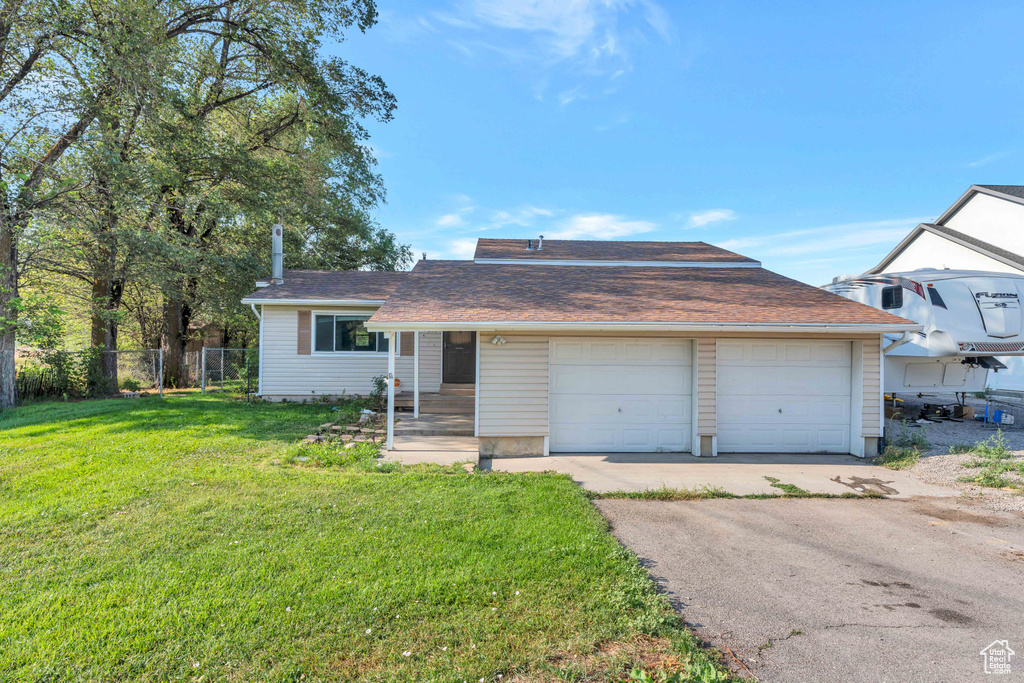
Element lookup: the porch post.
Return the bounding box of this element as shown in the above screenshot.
[413,331,420,418]
[386,331,396,450]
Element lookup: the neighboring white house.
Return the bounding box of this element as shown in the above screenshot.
[869,184,1024,388]
[244,238,919,458]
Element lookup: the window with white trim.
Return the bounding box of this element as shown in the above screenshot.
[313,315,393,353]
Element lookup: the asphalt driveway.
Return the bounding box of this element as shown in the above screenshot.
[596,497,1024,682]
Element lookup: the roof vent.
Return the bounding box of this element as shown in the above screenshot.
[527,239,533,250]
[537,234,544,250]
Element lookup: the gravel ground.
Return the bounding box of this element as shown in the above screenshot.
[890,394,1024,512]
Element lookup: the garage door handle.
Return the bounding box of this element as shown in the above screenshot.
[618,408,622,413]
[778,408,783,413]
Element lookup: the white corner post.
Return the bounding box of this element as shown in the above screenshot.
[386,331,396,451]
[413,331,420,419]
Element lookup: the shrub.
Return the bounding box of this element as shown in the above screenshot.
[875,446,920,470]
[948,442,973,455]
[973,430,1011,460]
[886,418,929,451]
[121,378,141,392]
[369,374,388,412]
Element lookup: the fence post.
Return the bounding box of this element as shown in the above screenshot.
[158,349,164,398]
[201,348,207,394]
[220,348,225,391]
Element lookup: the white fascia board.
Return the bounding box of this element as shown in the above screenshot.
[365,320,923,334]
[472,258,762,268]
[240,298,386,306]
[937,185,1024,225]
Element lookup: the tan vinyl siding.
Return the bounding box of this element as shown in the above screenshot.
[697,339,716,435]
[260,305,441,398]
[478,334,548,437]
[862,336,882,436]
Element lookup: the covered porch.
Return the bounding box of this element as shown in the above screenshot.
[379,330,479,451]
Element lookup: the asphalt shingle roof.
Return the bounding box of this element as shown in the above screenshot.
[473,238,759,263]
[368,260,913,326]
[244,270,407,302]
[977,185,1024,200]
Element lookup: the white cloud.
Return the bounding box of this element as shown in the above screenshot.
[436,212,465,228]
[447,0,673,96]
[487,205,554,228]
[448,237,479,259]
[547,213,656,239]
[966,149,1012,168]
[714,217,930,259]
[687,208,737,228]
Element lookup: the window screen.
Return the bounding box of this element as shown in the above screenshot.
[881,285,903,309]
[313,315,390,352]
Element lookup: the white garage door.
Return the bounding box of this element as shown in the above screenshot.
[549,338,691,453]
[717,340,852,453]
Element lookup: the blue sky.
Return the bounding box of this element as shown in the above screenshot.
[338,1,1024,284]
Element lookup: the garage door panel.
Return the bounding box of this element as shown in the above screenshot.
[550,338,692,453]
[717,340,852,454]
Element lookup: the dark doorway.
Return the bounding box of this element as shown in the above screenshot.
[443,331,476,383]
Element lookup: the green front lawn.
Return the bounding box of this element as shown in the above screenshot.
[0,395,724,681]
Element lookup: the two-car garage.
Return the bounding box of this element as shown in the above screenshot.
[546,337,861,455]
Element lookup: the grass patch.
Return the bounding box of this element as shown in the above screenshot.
[886,419,930,450]
[874,446,921,470]
[0,395,729,681]
[958,430,1024,492]
[762,476,809,495]
[591,485,880,501]
[947,442,974,455]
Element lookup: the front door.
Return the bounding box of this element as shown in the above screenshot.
[443,331,476,383]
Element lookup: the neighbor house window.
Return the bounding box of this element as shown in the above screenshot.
[881,285,903,309]
[314,315,392,353]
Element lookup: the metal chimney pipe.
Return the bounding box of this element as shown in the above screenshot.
[537,234,544,250]
[271,224,284,284]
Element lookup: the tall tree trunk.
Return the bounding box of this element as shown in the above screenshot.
[163,293,193,387]
[90,276,123,390]
[0,219,18,409]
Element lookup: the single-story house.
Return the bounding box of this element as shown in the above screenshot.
[243,237,919,458]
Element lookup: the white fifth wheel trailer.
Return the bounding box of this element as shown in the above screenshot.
[823,269,1024,394]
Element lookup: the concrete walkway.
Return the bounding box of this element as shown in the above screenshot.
[394,414,474,436]
[382,435,478,466]
[483,452,956,498]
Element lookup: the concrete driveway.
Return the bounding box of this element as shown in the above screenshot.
[485,453,954,498]
[596,497,1024,682]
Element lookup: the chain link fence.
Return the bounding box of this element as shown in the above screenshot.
[201,348,259,397]
[14,348,163,401]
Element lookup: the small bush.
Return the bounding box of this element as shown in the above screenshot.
[120,378,141,392]
[886,419,929,450]
[974,430,1012,460]
[875,446,920,470]
[947,442,973,455]
[369,375,388,412]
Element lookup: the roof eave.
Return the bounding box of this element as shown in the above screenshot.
[937,184,1024,225]
[364,320,921,334]
[241,297,387,306]
[471,258,762,268]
